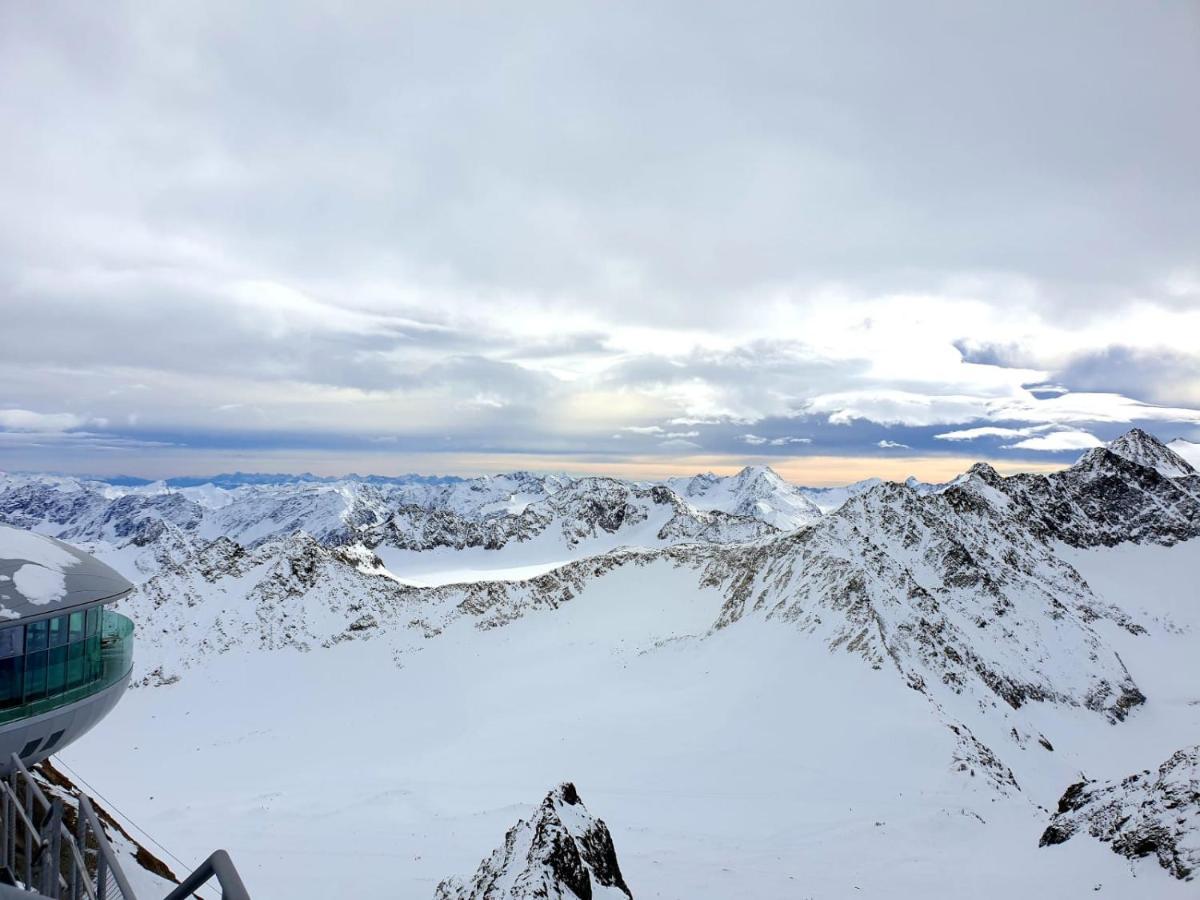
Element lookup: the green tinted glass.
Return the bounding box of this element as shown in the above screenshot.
[0,627,23,659]
[0,657,23,709]
[85,635,102,681]
[25,620,47,652]
[23,651,46,702]
[48,616,68,648]
[67,643,85,688]
[0,610,134,725]
[69,611,85,643]
[46,646,68,695]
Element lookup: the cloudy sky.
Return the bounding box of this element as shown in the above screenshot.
[2,1,1198,483]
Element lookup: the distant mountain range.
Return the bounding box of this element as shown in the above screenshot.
[97,471,466,488]
[1,464,924,552]
[4,428,1199,895]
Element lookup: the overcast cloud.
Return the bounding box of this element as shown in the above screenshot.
[1,1,1198,479]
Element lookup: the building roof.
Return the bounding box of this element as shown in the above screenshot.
[0,525,133,622]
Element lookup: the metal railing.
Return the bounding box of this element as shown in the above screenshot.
[0,754,249,900]
[163,852,249,900]
[0,752,125,899]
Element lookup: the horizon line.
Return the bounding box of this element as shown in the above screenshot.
[1,451,1072,489]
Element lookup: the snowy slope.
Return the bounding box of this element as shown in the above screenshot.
[1167,438,1200,469]
[61,543,1199,899]
[794,476,884,512]
[4,427,1198,897]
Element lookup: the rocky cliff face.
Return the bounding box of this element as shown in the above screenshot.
[436,783,633,900]
[1040,745,1200,881]
[994,435,1200,549]
[1107,427,1197,479]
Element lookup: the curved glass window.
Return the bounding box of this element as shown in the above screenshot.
[0,608,134,723]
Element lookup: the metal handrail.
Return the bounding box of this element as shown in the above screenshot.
[0,780,41,843]
[3,754,250,900]
[7,753,128,900]
[9,753,52,812]
[78,795,138,900]
[162,850,250,900]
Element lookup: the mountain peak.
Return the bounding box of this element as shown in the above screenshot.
[735,464,784,482]
[436,783,632,900]
[1106,428,1195,478]
[965,461,1003,485]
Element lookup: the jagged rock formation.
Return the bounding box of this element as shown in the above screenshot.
[997,443,1200,548]
[1040,746,1200,881]
[436,783,632,900]
[1108,428,1196,479]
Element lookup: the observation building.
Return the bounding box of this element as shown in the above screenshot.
[0,525,134,771]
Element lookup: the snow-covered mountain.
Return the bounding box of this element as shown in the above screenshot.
[0,461,957,563]
[5,428,1199,897]
[436,783,633,900]
[1108,427,1196,479]
[0,469,782,553]
[664,465,823,529]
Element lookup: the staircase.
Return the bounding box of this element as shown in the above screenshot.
[0,754,248,900]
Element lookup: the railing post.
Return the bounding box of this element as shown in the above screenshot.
[72,794,86,900]
[96,846,108,900]
[7,789,12,876]
[46,796,64,898]
[78,795,135,900]
[0,782,8,874]
[22,774,32,890]
[162,850,251,900]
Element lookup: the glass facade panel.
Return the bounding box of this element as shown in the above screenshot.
[46,645,67,696]
[48,615,68,648]
[0,656,23,709]
[67,642,85,689]
[26,619,47,652]
[23,650,46,701]
[0,605,134,725]
[0,626,23,659]
[69,611,85,643]
[85,635,102,682]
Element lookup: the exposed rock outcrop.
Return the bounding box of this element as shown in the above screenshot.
[436,783,633,900]
[1040,745,1200,881]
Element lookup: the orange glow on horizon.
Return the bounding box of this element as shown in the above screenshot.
[48,449,1071,487]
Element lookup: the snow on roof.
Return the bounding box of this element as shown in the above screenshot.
[0,525,132,621]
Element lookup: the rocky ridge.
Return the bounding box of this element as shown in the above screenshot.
[1040,745,1200,881]
[436,783,633,900]
[0,470,784,555]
